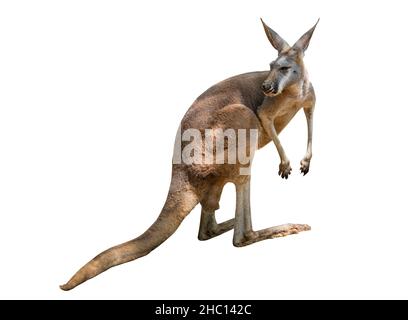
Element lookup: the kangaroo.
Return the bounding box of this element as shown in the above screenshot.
[60,18,318,291]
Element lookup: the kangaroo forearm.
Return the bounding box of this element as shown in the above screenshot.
[304,107,314,160]
[270,124,289,163]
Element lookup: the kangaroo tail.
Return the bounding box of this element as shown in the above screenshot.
[60,169,199,291]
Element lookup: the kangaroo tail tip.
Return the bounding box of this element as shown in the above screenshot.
[60,282,74,291]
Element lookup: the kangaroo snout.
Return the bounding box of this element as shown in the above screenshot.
[261,81,278,95]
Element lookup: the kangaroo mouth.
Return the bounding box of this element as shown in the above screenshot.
[263,89,279,97]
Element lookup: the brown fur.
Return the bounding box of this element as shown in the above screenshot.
[60,19,318,291]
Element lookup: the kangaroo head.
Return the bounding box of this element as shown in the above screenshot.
[260,19,319,97]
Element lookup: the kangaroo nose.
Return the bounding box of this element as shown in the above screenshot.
[261,82,271,92]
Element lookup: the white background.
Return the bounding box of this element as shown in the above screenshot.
[1,0,407,299]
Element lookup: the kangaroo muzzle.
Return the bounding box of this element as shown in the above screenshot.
[261,81,279,96]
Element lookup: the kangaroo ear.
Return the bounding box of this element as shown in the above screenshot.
[293,19,319,54]
[260,18,290,53]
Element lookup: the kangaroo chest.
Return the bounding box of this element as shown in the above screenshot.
[273,100,303,134]
[256,97,302,135]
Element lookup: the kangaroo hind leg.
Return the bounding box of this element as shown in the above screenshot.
[233,178,310,247]
[198,184,234,241]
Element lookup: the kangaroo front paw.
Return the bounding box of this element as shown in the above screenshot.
[300,159,311,175]
[278,161,292,179]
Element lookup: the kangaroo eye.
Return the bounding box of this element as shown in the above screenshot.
[279,66,290,72]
